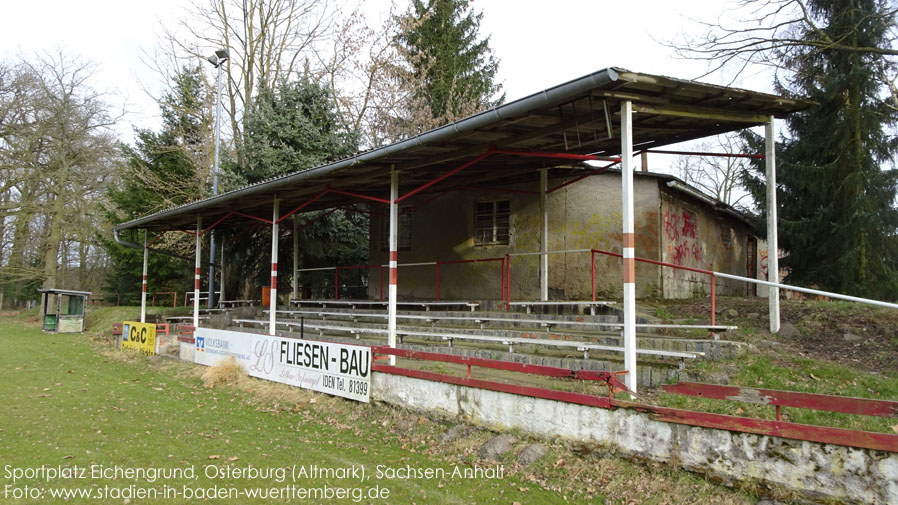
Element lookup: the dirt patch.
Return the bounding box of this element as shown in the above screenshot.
[662,296,898,374]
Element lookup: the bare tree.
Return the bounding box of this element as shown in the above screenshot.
[671,134,754,209]
[157,0,336,157]
[26,53,119,295]
[668,0,898,109]
[670,0,898,71]
[314,3,418,148]
[0,53,119,307]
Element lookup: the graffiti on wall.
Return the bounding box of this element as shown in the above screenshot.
[663,209,704,267]
[759,248,769,278]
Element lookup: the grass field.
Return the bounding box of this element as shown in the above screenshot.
[0,310,761,504]
[0,316,570,504]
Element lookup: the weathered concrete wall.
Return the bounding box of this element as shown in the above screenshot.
[374,372,898,504]
[659,188,758,298]
[369,172,662,300]
[369,172,760,301]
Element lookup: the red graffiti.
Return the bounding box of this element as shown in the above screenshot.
[759,249,769,278]
[673,242,688,265]
[692,242,703,263]
[681,212,697,239]
[664,211,681,241]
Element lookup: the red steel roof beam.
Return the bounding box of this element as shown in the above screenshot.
[327,188,391,205]
[277,189,331,223]
[232,210,274,225]
[396,151,494,203]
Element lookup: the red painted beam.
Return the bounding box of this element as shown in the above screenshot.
[200,211,235,236]
[146,231,168,248]
[371,346,624,385]
[232,210,273,224]
[396,151,494,203]
[328,188,391,205]
[491,148,615,162]
[663,382,898,418]
[547,162,618,193]
[278,189,330,223]
[614,399,898,453]
[372,364,612,409]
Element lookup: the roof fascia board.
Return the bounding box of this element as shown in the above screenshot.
[633,103,770,124]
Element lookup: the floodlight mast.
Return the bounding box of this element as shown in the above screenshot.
[206,48,228,309]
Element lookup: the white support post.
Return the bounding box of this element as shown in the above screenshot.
[539,168,549,302]
[140,231,148,323]
[193,216,202,331]
[269,196,280,336]
[219,242,225,306]
[292,215,299,301]
[765,116,780,333]
[388,166,399,365]
[620,100,637,393]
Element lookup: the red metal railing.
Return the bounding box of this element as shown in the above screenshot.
[371,347,898,452]
[372,346,628,404]
[300,257,506,302]
[148,291,177,307]
[591,248,716,327]
[662,382,898,421]
[88,293,120,306]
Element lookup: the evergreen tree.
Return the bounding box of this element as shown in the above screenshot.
[743,0,898,299]
[396,0,503,134]
[229,75,367,297]
[102,65,211,304]
[240,75,358,184]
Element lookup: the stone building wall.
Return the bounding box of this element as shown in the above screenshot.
[368,171,762,301]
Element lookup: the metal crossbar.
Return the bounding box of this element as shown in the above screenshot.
[268,309,736,332]
[232,319,703,361]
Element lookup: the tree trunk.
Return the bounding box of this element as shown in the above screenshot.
[42,161,68,290]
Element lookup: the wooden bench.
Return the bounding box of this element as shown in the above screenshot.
[233,318,701,365]
[289,299,480,312]
[397,301,479,312]
[508,300,616,315]
[269,309,736,334]
[177,324,196,344]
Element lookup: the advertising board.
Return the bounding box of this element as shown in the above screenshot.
[248,335,371,402]
[194,328,252,369]
[121,321,156,355]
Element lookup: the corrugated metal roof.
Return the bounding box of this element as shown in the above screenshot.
[115,67,808,233]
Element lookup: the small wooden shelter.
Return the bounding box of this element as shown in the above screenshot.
[38,288,91,333]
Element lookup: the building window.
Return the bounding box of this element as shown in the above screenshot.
[379,208,412,251]
[474,200,510,245]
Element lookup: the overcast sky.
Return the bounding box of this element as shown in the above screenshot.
[0,0,775,143]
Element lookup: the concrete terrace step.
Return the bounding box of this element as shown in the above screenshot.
[248,315,742,360]
[231,318,731,364]
[227,324,690,388]
[288,298,624,317]
[267,309,735,340]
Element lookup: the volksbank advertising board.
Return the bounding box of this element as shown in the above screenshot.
[191,329,371,403]
[249,335,371,403]
[193,328,252,369]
